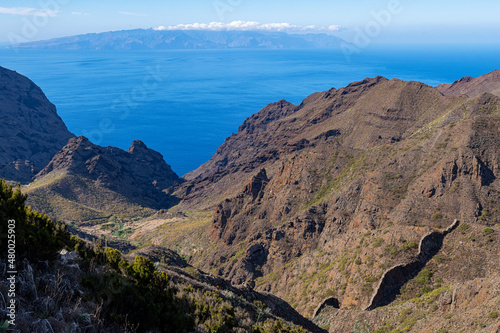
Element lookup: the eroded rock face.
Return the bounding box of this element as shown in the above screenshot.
[0,66,74,182]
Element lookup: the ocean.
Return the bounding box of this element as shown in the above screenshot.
[1,44,499,175]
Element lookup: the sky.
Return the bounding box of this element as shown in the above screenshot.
[0,0,499,44]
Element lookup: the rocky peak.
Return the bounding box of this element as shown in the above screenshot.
[37,136,102,176]
[127,140,148,152]
[343,76,388,91]
[436,69,500,97]
[36,136,180,209]
[238,99,296,134]
[127,140,168,167]
[0,66,74,182]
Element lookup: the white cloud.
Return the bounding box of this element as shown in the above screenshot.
[118,11,147,17]
[0,6,58,17]
[72,11,89,16]
[154,21,343,33]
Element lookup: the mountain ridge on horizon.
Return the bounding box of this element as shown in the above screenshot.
[8,28,346,50]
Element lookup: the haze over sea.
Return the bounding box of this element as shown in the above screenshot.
[1,44,500,175]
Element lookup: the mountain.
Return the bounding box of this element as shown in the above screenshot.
[437,69,500,97]
[158,71,498,331]
[25,136,181,222]
[10,29,345,50]
[0,65,182,221]
[3,66,499,332]
[0,66,74,183]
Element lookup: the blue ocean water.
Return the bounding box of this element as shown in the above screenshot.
[1,44,499,175]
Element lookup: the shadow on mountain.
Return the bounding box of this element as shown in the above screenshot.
[366,221,459,310]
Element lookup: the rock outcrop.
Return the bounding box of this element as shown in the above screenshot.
[0,66,74,182]
[32,136,181,211]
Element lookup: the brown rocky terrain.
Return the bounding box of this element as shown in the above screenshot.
[437,69,500,97]
[160,71,500,331]
[0,66,74,183]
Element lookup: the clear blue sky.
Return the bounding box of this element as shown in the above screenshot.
[1,0,499,44]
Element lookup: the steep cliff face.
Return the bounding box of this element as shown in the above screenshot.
[169,72,500,321]
[0,66,74,182]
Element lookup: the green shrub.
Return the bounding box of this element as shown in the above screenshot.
[364,275,379,283]
[251,319,307,333]
[384,244,401,258]
[489,311,499,319]
[458,223,469,234]
[361,282,373,294]
[416,270,433,285]
[373,238,385,247]
[401,241,418,252]
[431,213,443,220]
[132,255,157,283]
[105,247,122,269]
[483,227,494,235]
[399,308,412,322]
[372,322,393,333]
[479,209,490,220]
[0,180,71,261]
[338,256,351,270]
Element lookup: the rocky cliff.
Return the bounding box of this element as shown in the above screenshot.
[0,66,74,182]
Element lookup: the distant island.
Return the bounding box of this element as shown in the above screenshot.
[9,29,346,50]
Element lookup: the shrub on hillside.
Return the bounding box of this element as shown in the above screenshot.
[0,179,72,261]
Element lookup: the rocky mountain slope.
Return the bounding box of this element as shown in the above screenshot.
[0,179,321,333]
[159,70,500,331]
[437,69,500,97]
[0,66,74,182]
[25,136,181,222]
[11,29,344,50]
